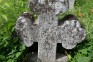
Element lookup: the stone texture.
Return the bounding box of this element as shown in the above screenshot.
[15,0,86,62]
[15,12,86,62]
[15,16,34,47]
[28,53,68,62]
[29,0,75,14]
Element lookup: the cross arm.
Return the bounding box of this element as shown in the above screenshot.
[57,14,86,49]
[14,12,38,47]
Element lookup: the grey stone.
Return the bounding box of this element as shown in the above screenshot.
[15,0,86,62]
[28,53,68,62]
[15,12,86,62]
[29,0,75,14]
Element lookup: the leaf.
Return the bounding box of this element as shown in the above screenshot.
[4,3,10,8]
[8,50,15,55]
[2,36,10,42]
[15,52,21,58]
[79,49,88,55]
[7,59,14,62]
[19,45,25,51]
[7,54,15,59]
[7,23,14,32]
[88,50,93,58]
[0,54,6,60]
[68,54,72,60]
[2,15,8,21]
[87,46,92,51]
[76,53,83,57]
[76,57,90,62]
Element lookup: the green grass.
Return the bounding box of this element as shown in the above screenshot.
[0,0,93,62]
[68,0,93,62]
[0,0,28,62]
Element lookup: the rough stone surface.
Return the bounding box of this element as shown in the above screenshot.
[15,16,34,47]
[15,12,86,62]
[28,53,68,62]
[29,0,75,14]
[15,0,86,62]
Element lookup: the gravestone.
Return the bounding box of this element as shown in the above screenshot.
[15,0,86,62]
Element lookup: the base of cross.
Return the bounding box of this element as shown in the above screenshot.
[28,52,68,62]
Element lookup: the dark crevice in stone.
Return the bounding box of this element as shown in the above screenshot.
[21,12,35,25]
[27,42,38,53]
[57,43,65,54]
[58,14,78,26]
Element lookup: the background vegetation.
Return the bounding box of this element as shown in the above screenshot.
[0,0,93,62]
[0,0,28,62]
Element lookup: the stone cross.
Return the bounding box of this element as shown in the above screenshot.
[15,0,86,62]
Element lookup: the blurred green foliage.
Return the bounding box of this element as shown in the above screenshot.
[0,0,93,62]
[0,0,28,62]
[69,0,93,62]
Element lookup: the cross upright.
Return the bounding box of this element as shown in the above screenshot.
[15,0,86,62]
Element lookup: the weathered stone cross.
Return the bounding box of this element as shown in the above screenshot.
[15,0,86,62]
